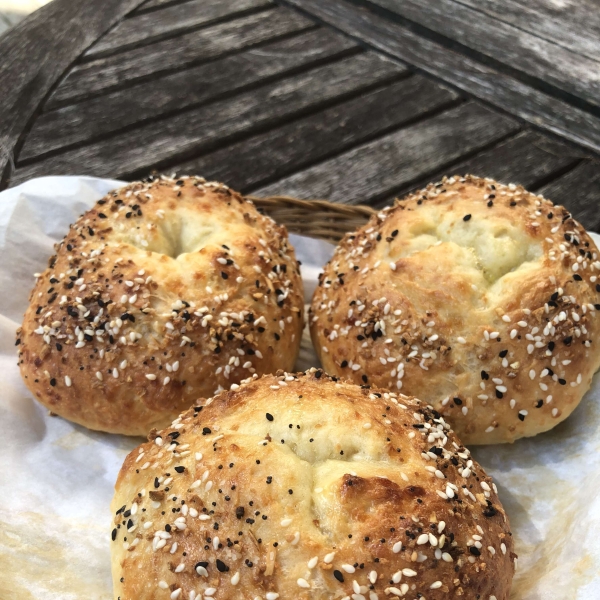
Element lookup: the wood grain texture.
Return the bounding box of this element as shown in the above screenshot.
[174,75,459,191]
[253,101,519,205]
[0,0,146,188]
[21,28,357,160]
[47,7,314,108]
[456,0,600,63]
[133,0,198,13]
[281,0,600,154]
[11,51,403,184]
[368,0,600,109]
[85,0,271,58]
[375,129,582,207]
[538,161,600,232]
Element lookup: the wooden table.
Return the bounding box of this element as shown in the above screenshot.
[1,0,598,230]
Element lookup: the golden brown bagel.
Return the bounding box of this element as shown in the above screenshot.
[110,369,515,599]
[17,176,304,435]
[311,175,600,444]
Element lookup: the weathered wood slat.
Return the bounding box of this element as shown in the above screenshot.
[368,0,600,109]
[85,0,271,59]
[376,130,582,207]
[457,0,600,63]
[133,0,197,13]
[174,75,459,191]
[537,161,600,232]
[252,101,519,205]
[12,51,404,184]
[22,28,357,161]
[46,8,314,109]
[0,0,147,189]
[281,0,600,154]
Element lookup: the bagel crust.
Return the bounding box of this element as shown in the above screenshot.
[111,369,515,600]
[310,175,600,444]
[17,176,304,435]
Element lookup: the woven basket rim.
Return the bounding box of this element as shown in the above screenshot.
[247,194,377,215]
[247,195,377,243]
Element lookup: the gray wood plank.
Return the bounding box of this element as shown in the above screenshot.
[46,7,314,109]
[281,0,600,155]
[12,51,403,184]
[0,0,147,189]
[22,28,357,160]
[375,129,582,207]
[368,0,600,109]
[456,0,600,63]
[174,75,459,191]
[537,161,600,232]
[85,0,271,58]
[133,0,197,13]
[252,101,519,204]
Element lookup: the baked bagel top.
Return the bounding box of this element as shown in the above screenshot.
[111,369,515,600]
[311,175,600,444]
[17,176,304,435]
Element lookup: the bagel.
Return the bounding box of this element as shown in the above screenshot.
[110,369,515,600]
[310,175,600,444]
[16,176,304,435]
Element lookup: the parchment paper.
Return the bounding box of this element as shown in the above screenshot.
[0,176,599,599]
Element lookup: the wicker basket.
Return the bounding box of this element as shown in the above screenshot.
[248,195,376,243]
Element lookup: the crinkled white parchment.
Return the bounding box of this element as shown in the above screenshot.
[0,177,599,599]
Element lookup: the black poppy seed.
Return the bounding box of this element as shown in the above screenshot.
[266,413,274,422]
[463,214,472,221]
[216,560,229,573]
